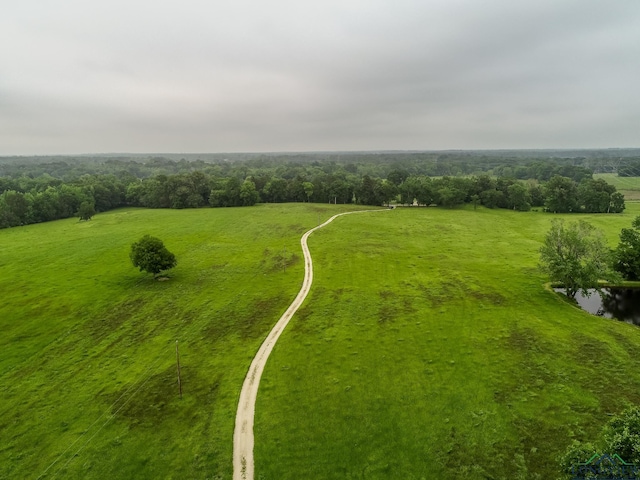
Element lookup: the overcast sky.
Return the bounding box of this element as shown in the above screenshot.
[1,0,639,155]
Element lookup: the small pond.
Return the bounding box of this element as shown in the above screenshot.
[554,288,640,325]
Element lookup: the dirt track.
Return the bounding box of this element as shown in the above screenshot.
[232,209,387,480]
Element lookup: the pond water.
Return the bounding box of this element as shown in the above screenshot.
[554,288,640,325]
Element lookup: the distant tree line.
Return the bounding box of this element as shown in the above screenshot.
[0,174,128,228]
[3,150,639,180]
[0,156,626,229]
[387,174,624,213]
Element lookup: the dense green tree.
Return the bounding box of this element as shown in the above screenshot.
[414,176,436,206]
[209,177,243,207]
[287,177,307,202]
[302,181,314,202]
[450,177,473,201]
[138,176,171,208]
[387,168,409,186]
[332,177,356,204]
[577,178,614,213]
[240,179,259,206]
[223,177,242,206]
[59,185,89,217]
[130,235,177,277]
[31,188,60,222]
[399,175,423,205]
[208,177,227,207]
[377,179,398,206]
[217,177,246,206]
[528,184,545,207]
[507,183,531,211]
[544,175,578,213]
[79,174,126,211]
[495,177,516,208]
[539,219,618,298]
[437,186,466,207]
[472,175,496,195]
[610,192,626,213]
[186,171,211,206]
[0,190,30,227]
[357,175,382,205]
[479,189,505,209]
[78,201,96,221]
[614,216,640,280]
[262,178,288,203]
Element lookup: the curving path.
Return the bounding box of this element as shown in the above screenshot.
[232,209,388,480]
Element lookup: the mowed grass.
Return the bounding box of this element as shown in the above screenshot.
[0,203,373,479]
[255,203,640,479]
[595,173,640,200]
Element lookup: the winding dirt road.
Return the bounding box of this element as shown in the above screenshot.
[232,209,388,480]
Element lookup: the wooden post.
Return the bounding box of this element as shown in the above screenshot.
[176,340,182,399]
[283,246,286,273]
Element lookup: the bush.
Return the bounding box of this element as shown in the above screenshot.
[559,406,640,478]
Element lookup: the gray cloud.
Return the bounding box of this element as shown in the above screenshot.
[1,0,639,154]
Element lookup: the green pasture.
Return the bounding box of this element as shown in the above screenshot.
[255,203,640,479]
[0,204,369,479]
[3,203,640,479]
[595,173,640,200]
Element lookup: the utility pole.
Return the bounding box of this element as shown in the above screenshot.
[176,340,182,399]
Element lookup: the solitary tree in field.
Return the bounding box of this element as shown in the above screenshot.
[539,219,617,298]
[130,235,177,277]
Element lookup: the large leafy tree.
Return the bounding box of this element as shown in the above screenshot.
[356,175,383,205]
[544,175,578,213]
[240,179,259,206]
[539,219,617,298]
[507,183,531,211]
[614,215,640,280]
[130,235,177,277]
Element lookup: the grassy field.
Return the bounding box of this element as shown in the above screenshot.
[3,203,640,479]
[255,203,640,479]
[0,204,371,479]
[595,173,640,200]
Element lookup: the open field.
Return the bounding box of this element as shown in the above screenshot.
[0,204,372,479]
[256,203,640,479]
[3,203,640,479]
[595,173,640,200]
